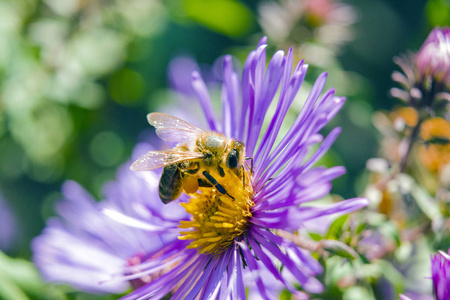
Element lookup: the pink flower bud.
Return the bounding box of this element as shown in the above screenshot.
[416,27,450,86]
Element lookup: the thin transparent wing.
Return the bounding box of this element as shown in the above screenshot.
[147,112,204,145]
[130,150,204,171]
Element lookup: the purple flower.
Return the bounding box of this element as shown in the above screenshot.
[0,194,18,252]
[32,156,188,294]
[168,55,203,98]
[416,27,450,86]
[122,37,368,299]
[400,249,450,300]
[399,293,434,300]
[431,249,450,300]
[168,55,219,99]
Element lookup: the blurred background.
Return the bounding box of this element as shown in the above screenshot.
[0,0,448,298]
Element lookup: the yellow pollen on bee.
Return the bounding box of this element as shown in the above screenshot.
[178,170,254,255]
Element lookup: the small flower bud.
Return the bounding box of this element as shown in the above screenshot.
[416,27,450,86]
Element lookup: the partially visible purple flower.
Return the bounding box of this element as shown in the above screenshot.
[167,54,241,99]
[168,55,203,98]
[168,55,218,99]
[32,154,188,294]
[165,55,221,130]
[0,194,18,252]
[416,27,450,87]
[401,249,450,300]
[431,249,450,300]
[399,294,412,300]
[399,293,433,300]
[357,229,393,261]
[123,37,368,299]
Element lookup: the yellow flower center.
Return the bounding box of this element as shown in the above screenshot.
[178,170,254,255]
[419,117,450,173]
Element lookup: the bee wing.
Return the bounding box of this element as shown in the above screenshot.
[147,112,205,145]
[130,149,204,171]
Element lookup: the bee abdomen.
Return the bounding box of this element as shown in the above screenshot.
[159,164,183,204]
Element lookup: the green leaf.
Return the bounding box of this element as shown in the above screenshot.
[279,289,292,300]
[379,221,401,246]
[319,240,358,260]
[355,222,367,235]
[343,286,375,300]
[410,181,443,224]
[325,214,349,239]
[183,0,254,37]
[309,232,323,241]
[0,252,65,300]
[0,275,29,300]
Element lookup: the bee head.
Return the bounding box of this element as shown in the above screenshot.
[226,141,245,171]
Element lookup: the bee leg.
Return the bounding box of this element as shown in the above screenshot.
[245,157,254,174]
[202,171,226,194]
[198,178,213,187]
[184,161,200,174]
[202,171,234,200]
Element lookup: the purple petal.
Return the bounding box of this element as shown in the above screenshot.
[192,71,219,132]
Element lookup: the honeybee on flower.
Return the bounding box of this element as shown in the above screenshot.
[131,113,247,204]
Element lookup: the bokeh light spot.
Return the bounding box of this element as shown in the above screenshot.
[347,101,373,128]
[109,68,145,105]
[0,137,25,179]
[89,131,125,167]
[24,157,64,183]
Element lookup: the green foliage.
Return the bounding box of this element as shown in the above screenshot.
[183,0,255,37]
[320,240,358,260]
[326,215,350,240]
[427,0,450,26]
[0,252,64,300]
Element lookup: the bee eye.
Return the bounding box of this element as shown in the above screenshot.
[226,150,239,170]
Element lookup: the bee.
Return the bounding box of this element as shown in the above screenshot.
[131,113,246,204]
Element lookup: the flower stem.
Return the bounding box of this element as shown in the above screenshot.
[276,230,358,259]
[399,118,422,173]
[276,230,320,252]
